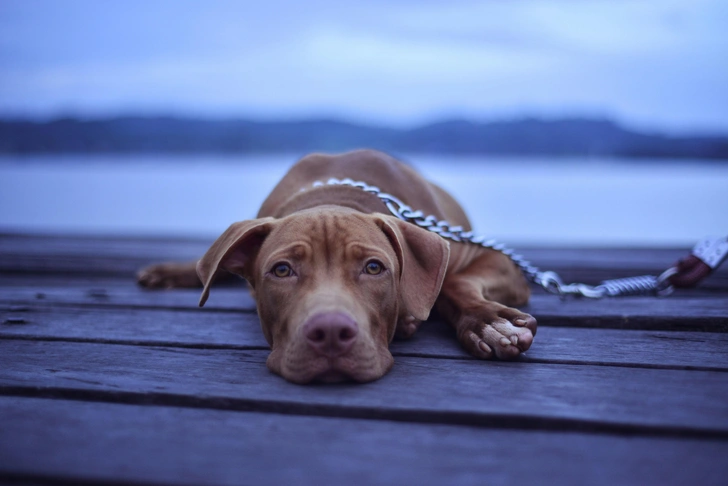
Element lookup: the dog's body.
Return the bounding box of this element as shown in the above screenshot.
[138,150,536,383]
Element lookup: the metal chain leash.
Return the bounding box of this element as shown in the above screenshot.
[312,178,726,298]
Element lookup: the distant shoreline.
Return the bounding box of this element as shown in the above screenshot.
[1,116,726,159]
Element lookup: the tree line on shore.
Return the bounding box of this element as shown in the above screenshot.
[1,116,726,159]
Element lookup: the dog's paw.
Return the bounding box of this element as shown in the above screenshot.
[456,306,537,360]
[137,263,201,289]
[395,315,422,339]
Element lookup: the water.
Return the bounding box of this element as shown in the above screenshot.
[1,154,726,246]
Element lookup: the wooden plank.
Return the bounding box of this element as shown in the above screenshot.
[0,233,207,277]
[2,304,728,370]
[523,294,728,331]
[0,305,267,348]
[404,324,728,371]
[2,233,726,290]
[0,232,209,257]
[1,397,726,486]
[2,276,726,331]
[1,341,727,436]
[0,276,257,311]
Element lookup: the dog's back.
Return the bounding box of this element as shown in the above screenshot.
[257,149,472,232]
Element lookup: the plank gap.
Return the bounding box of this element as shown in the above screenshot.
[0,471,173,486]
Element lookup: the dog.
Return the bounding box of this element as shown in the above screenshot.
[138,150,537,383]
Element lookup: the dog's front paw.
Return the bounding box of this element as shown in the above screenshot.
[395,315,422,339]
[137,262,201,289]
[456,305,537,359]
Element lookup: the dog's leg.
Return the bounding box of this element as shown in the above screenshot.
[394,314,423,339]
[138,260,240,289]
[436,250,537,359]
[137,261,203,289]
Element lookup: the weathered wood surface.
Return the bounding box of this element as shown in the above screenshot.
[2,276,726,332]
[2,397,726,486]
[1,232,727,485]
[3,304,728,370]
[2,233,726,291]
[3,340,728,437]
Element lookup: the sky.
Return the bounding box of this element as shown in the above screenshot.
[0,0,727,133]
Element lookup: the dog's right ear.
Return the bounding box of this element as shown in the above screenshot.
[196,218,277,307]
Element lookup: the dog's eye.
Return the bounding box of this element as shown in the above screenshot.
[272,263,293,278]
[364,260,384,275]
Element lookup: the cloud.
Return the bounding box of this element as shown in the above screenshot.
[0,0,726,131]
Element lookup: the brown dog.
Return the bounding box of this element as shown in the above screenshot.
[138,150,536,383]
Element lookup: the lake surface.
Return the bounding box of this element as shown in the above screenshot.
[1,154,726,247]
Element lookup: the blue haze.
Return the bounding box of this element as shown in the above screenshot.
[1,155,726,246]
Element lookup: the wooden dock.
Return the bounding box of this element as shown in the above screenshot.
[1,233,727,485]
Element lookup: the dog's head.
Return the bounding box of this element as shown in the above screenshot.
[197,207,449,384]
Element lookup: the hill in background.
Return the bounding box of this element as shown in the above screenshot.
[0,116,726,159]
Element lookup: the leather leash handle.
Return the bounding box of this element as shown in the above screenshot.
[670,236,728,288]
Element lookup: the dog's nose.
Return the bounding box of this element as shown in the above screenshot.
[303,312,358,357]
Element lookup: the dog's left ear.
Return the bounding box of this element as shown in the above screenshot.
[376,215,450,321]
[196,218,277,307]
